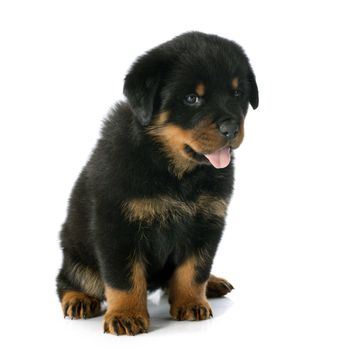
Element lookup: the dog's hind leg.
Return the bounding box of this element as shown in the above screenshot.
[206,274,234,298]
[60,290,101,319]
[56,261,103,319]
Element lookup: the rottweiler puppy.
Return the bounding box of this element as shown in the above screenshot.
[56,31,259,335]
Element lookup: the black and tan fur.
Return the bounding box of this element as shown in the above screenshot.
[56,32,258,335]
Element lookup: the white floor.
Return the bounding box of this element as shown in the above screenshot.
[59,290,235,337]
[31,291,237,349]
[5,275,349,350]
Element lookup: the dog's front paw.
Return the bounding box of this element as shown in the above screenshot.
[170,301,213,321]
[104,310,150,336]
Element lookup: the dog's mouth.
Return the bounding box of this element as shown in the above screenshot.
[184,145,232,169]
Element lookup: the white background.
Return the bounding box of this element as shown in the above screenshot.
[1,0,349,349]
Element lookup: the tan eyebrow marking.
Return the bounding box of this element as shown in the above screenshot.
[195,83,205,97]
[232,78,239,90]
[157,111,169,124]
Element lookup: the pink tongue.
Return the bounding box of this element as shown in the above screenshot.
[204,147,231,169]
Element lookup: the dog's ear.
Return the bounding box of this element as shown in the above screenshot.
[124,50,168,126]
[248,65,259,110]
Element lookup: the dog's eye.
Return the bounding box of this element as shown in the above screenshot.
[184,94,200,105]
[233,90,242,97]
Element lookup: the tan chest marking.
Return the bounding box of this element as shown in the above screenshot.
[122,194,228,224]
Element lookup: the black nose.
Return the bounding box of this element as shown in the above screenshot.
[218,119,239,139]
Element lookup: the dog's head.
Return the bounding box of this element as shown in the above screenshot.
[124,32,259,176]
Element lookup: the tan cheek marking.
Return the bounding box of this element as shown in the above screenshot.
[232,77,239,90]
[190,130,224,154]
[189,117,227,154]
[147,123,197,178]
[147,123,192,153]
[195,83,205,97]
[162,124,192,149]
[146,116,225,177]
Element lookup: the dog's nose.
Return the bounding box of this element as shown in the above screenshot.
[218,119,239,139]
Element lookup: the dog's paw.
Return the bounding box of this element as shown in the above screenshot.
[104,310,150,336]
[170,301,213,321]
[61,291,101,319]
[206,275,234,298]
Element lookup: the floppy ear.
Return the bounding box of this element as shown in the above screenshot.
[123,51,167,126]
[248,66,259,110]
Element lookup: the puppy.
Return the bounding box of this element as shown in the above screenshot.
[56,31,259,335]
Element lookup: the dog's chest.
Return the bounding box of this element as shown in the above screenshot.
[121,192,228,226]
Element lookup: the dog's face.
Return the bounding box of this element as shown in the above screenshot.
[124,32,259,175]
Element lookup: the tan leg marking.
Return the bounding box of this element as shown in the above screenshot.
[104,262,149,336]
[168,256,212,321]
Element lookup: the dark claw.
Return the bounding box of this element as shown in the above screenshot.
[124,320,133,335]
[200,306,206,320]
[63,304,69,317]
[136,318,146,330]
[103,322,108,334]
[71,304,77,318]
[120,321,129,335]
[197,306,201,320]
[82,303,87,319]
[192,306,197,319]
[198,306,203,320]
[221,281,234,291]
[90,302,96,314]
[176,309,181,321]
[112,319,121,335]
[76,302,82,317]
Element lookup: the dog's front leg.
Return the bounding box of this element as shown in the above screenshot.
[168,255,213,321]
[95,209,149,335]
[103,261,149,336]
